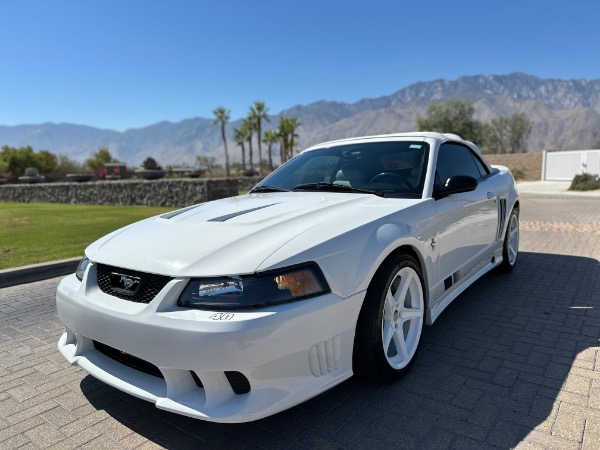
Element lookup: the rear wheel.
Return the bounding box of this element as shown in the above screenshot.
[353,254,425,382]
[499,208,519,272]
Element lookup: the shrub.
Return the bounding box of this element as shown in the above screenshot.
[142,157,162,171]
[24,167,39,177]
[569,173,600,191]
[510,167,527,181]
[0,158,8,176]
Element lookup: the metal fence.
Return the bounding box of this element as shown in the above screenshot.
[543,149,600,181]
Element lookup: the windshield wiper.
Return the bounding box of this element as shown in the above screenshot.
[291,182,384,197]
[249,185,290,193]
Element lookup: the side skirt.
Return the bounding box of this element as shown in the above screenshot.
[427,249,503,324]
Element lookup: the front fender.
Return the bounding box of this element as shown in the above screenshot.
[258,213,436,300]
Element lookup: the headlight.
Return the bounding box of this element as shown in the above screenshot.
[177,263,330,309]
[75,256,91,281]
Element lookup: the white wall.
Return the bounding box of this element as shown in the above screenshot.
[543,150,600,181]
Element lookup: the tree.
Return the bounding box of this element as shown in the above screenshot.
[0,145,38,178]
[262,129,279,170]
[0,145,82,181]
[35,150,58,174]
[249,101,269,176]
[212,107,231,177]
[141,157,162,170]
[230,162,244,173]
[55,155,85,175]
[416,98,482,142]
[234,127,248,172]
[482,113,533,153]
[243,116,256,173]
[0,157,8,177]
[278,117,300,163]
[288,117,300,158]
[196,155,221,177]
[86,147,117,174]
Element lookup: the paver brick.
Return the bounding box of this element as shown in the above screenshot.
[0,417,45,446]
[524,429,580,449]
[41,406,78,429]
[6,399,61,425]
[552,406,586,442]
[0,434,31,450]
[24,422,67,449]
[582,418,600,450]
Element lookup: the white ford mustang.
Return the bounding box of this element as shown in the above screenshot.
[56,132,519,423]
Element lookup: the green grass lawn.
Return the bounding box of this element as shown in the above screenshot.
[0,202,174,270]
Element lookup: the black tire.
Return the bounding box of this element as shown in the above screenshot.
[499,208,519,272]
[353,253,425,383]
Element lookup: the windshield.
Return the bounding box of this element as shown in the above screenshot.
[253,140,430,198]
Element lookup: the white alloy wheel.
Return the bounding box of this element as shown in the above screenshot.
[381,266,424,370]
[353,254,425,382]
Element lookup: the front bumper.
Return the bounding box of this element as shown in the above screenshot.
[56,263,364,423]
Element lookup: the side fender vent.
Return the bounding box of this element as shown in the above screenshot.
[308,335,341,377]
[497,197,507,241]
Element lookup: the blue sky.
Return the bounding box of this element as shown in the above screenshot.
[1,0,598,131]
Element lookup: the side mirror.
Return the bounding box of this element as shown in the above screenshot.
[435,175,478,199]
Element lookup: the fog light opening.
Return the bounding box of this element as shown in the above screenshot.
[224,371,251,395]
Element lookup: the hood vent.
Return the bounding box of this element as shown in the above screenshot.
[161,204,203,220]
[208,203,279,222]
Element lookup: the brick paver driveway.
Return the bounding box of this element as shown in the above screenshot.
[1,194,599,449]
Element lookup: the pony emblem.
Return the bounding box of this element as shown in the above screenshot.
[109,272,141,295]
[121,275,136,290]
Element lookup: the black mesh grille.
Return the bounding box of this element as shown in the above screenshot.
[96,263,173,303]
[93,341,163,378]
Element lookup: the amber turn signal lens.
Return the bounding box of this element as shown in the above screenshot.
[275,269,324,298]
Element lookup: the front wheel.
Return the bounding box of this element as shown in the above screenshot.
[353,254,425,383]
[499,208,519,272]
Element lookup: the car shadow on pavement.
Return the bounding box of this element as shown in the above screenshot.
[81,251,600,449]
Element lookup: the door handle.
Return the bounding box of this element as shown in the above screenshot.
[487,192,495,199]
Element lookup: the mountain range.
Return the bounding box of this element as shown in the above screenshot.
[2,73,599,167]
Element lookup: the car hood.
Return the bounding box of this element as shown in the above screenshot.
[87,192,421,277]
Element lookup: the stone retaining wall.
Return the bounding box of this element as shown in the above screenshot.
[485,153,543,181]
[237,176,263,193]
[0,178,249,207]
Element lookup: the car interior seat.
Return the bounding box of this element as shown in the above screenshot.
[334,168,366,187]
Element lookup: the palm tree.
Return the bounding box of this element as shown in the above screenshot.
[279,126,287,164]
[249,101,270,175]
[278,117,301,162]
[243,116,255,174]
[234,127,248,172]
[211,107,231,177]
[287,117,300,159]
[262,129,279,170]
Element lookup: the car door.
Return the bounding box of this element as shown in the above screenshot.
[433,143,499,296]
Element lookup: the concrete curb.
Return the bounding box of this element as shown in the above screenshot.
[0,257,80,288]
[516,181,600,196]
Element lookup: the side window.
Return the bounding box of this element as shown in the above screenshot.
[436,143,486,184]
[472,154,489,178]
